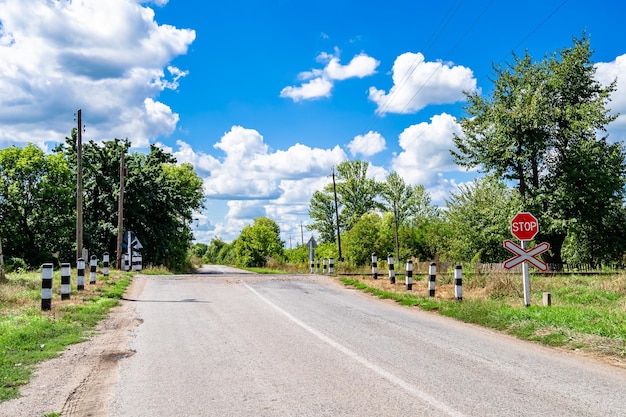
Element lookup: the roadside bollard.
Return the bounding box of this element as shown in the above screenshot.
[41,263,53,311]
[405,260,413,291]
[455,265,463,300]
[316,259,321,273]
[103,252,109,277]
[323,258,327,274]
[388,254,395,284]
[61,263,71,300]
[329,258,334,274]
[77,257,85,291]
[428,262,436,297]
[372,252,378,280]
[310,259,314,274]
[90,255,97,284]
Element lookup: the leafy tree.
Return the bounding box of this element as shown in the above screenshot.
[0,144,74,267]
[203,237,229,264]
[342,212,385,266]
[233,216,284,267]
[307,190,337,244]
[443,176,521,263]
[332,160,382,230]
[452,35,624,264]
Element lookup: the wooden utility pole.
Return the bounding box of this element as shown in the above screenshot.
[76,109,83,261]
[116,150,125,269]
[331,167,342,261]
[300,222,304,246]
[0,239,5,283]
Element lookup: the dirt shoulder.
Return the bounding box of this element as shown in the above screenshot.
[0,278,145,417]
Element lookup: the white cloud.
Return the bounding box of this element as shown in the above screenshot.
[348,131,386,157]
[368,52,477,115]
[595,53,626,141]
[0,0,194,148]
[392,113,463,186]
[280,48,379,102]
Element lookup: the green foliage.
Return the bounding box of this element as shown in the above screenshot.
[452,34,626,265]
[342,212,386,266]
[233,217,284,267]
[284,245,309,264]
[307,190,337,244]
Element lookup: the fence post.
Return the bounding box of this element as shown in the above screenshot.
[61,263,71,300]
[90,255,97,284]
[329,258,334,274]
[388,254,395,284]
[41,263,53,311]
[77,257,85,290]
[405,260,413,291]
[372,252,378,279]
[103,252,109,276]
[454,264,463,301]
[428,262,436,297]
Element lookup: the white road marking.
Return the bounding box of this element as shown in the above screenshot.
[245,283,467,417]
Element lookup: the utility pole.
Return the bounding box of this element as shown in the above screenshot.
[116,150,125,269]
[76,109,83,261]
[331,167,342,261]
[0,239,5,283]
[300,222,304,246]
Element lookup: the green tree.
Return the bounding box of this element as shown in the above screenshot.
[233,216,284,267]
[307,190,337,244]
[443,176,521,263]
[452,35,624,264]
[342,212,385,266]
[332,160,382,230]
[0,144,74,267]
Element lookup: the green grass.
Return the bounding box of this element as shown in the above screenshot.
[340,273,626,361]
[0,272,132,402]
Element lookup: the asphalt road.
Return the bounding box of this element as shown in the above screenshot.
[108,270,626,416]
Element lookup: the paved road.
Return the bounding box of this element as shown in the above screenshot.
[109,272,626,416]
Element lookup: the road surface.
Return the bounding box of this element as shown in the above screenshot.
[107,270,626,416]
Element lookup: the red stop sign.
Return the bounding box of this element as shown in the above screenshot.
[511,212,539,241]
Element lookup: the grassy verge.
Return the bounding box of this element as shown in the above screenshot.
[0,269,132,402]
[339,272,626,365]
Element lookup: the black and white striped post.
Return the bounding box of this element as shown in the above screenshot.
[41,263,53,311]
[90,255,97,284]
[103,252,109,277]
[405,260,413,291]
[316,259,321,273]
[388,254,395,284]
[61,263,71,300]
[329,258,334,274]
[77,257,85,291]
[323,258,327,274]
[371,252,378,279]
[310,259,315,274]
[428,262,436,297]
[454,264,463,301]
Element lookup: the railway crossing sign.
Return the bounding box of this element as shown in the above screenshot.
[503,240,550,272]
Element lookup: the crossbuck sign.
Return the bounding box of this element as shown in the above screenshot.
[503,240,550,272]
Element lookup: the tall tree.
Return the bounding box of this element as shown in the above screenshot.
[452,34,624,264]
[307,190,337,244]
[0,144,74,266]
[234,216,284,267]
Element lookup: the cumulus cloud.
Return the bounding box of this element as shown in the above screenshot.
[595,54,626,141]
[347,131,386,157]
[391,113,463,186]
[280,49,379,102]
[369,52,477,115]
[0,0,194,148]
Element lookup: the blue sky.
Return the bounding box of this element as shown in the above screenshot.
[1,0,626,245]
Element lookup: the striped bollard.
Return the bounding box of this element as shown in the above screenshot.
[405,260,413,291]
[77,258,85,290]
[90,255,97,284]
[61,263,71,300]
[132,254,142,271]
[388,254,395,284]
[428,262,436,297]
[323,258,327,274]
[41,263,53,311]
[454,265,463,301]
[316,259,320,273]
[329,258,334,274]
[372,252,378,279]
[103,252,109,277]
[124,253,130,271]
[310,259,314,274]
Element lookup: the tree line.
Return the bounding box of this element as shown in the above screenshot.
[0,134,204,271]
[202,35,626,269]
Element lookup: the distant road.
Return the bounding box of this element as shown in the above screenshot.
[194,264,253,274]
[108,273,626,416]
